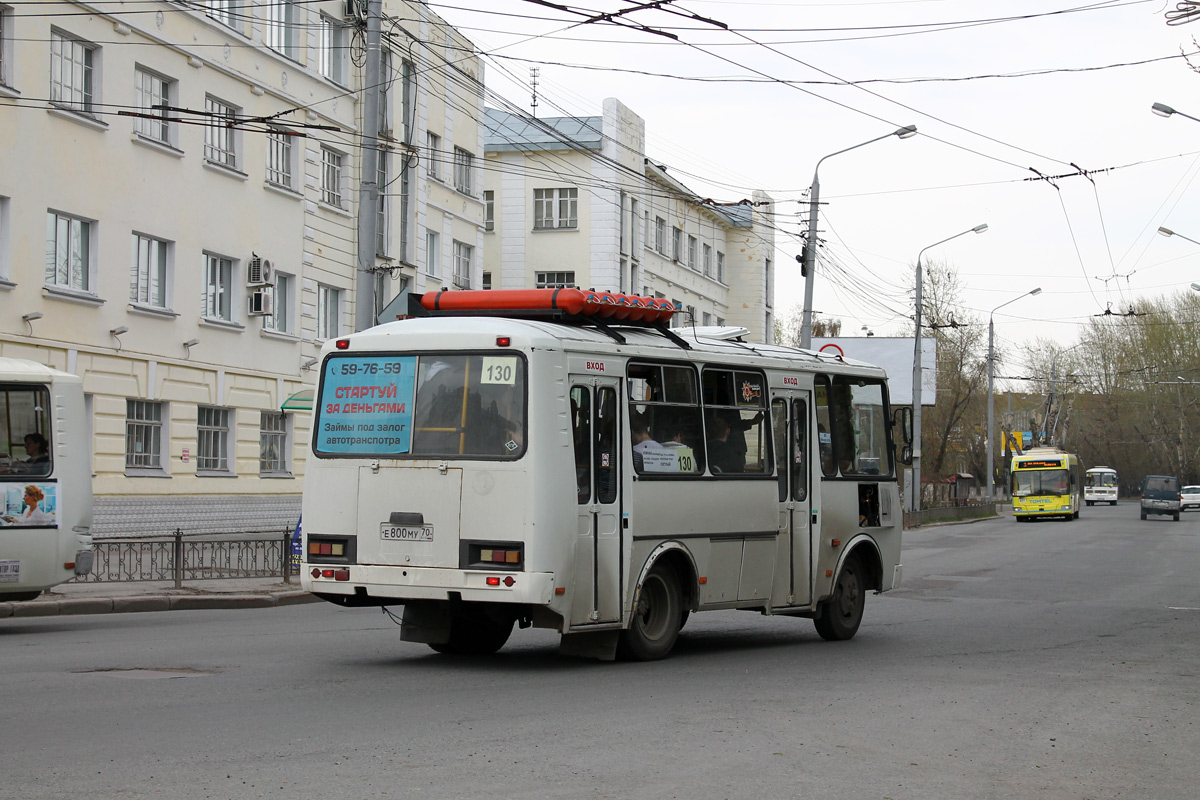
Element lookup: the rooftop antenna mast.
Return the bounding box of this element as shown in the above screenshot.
[530,67,539,118]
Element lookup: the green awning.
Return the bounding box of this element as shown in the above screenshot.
[281,388,314,411]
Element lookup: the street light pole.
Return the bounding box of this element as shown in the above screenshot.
[987,287,1042,505]
[911,223,988,513]
[800,125,917,349]
[1152,102,1200,125]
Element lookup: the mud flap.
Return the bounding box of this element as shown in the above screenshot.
[400,600,453,644]
[558,630,619,661]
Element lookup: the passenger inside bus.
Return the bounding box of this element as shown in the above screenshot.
[705,413,742,474]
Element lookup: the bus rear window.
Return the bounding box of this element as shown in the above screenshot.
[314,353,525,459]
[0,384,52,477]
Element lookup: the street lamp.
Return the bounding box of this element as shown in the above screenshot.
[800,124,918,349]
[1158,226,1200,248]
[911,223,988,513]
[986,287,1042,505]
[1152,102,1200,124]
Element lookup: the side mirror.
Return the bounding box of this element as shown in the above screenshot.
[899,444,913,466]
[893,406,913,446]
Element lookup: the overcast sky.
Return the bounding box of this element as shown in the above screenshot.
[432,0,1200,369]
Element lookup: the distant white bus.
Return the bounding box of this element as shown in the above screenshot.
[300,290,907,660]
[1085,466,1119,506]
[0,358,93,601]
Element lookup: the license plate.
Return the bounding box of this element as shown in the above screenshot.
[380,524,433,542]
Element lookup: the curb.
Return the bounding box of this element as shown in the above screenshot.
[0,590,320,619]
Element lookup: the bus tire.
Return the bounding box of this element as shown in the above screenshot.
[814,554,866,642]
[618,563,683,661]
[1174,513,1181,522]
[428,605,514,656]
[1111,501,1117,506]
[1086,500,1093,506]
[1140,512,1147,520]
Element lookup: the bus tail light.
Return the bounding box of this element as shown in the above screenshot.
[485,576,516,587]
[496,336,511,347]
[310,568,351,581]
[464,541,524,571]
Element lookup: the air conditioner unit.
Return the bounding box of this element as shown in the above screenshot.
[343,0,365,21]
[247,255,274,287]
[248,289,273,316]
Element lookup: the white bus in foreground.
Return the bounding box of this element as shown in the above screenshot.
[1084,466,1118,506]
[300,290,907,660]
[0,358,93,601]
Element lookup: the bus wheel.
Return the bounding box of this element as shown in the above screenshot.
[618,563,682,661]
[428,606,514,656]
[814,554,865,642]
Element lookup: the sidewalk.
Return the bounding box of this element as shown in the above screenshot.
[0,576,320,619]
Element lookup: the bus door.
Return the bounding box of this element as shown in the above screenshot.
[569,379,622,626]
[771,394,812,607]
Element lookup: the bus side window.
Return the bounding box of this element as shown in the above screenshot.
[815,378,835,477]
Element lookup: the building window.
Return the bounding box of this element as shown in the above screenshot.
[533,188,578,230]
[317,284,340,339]
[482,271,492,290]
[50,31,96,114]
[717,251,725,283]
[536,271,576,289]
[483,190,494,231]
[453,147,474,195]
[134,67,172,144]
[318,15,348,85]
[765,257,773,308]
[266,128,294,189]
[378,47,393,136]
[321,146,344,208]
[426,231,439,277]
[45,211,92,293]
[260,411,290,475]
[452,240,472,289]
[204,252,234,321]
[207,0,237,28]
[376,149,389,256]
[427,132,441,181]
[702,312,712,326]
[265,0,298,60]
[125,400,164,471]
[197,406,231,473]
[204,95,239,169]
[0,6,12,89]
[263,272,292,333]
[703,244,712,278]
[131,233,169,309]
[655,217,666,255]
[687,236,697,270]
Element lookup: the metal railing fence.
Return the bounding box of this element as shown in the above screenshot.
[72,529,299,589]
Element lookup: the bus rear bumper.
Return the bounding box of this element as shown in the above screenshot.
[302,564,557,606]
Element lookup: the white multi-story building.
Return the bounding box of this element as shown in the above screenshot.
[483,98,775,342]
[0,0,484,535]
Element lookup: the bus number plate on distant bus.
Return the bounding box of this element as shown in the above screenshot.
[380,524,434,542]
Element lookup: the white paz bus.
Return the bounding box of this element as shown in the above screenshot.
[300,290,908,660]
[0,358,93,601]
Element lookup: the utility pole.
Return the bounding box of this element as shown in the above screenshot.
[354,0,383,332]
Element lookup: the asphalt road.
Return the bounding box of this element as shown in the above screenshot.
[3,503,1198,800]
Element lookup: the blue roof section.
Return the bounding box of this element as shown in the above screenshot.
[485,107,604,152]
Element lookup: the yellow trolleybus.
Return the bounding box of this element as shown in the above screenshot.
[1011,447,1082,522]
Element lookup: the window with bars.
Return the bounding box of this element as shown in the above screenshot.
[266,128,293,189]
[134,67,172,144]
[453,147,473,195]
[197,406,230,473]
[45,211,92,292]
[125,400,164,471]
[204,252,233,321]
[318,15,348,85]
[533,188,578,229]
[452,240,472,288]
[265,0,298,60]
[204,95,238,169]
[130,233,169,308]
[260,411,290,474]
[321,146,344,208]
[536,271,576,289]
[317,284,340,339]
[263,272,292,333]
[50,31,95,113]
